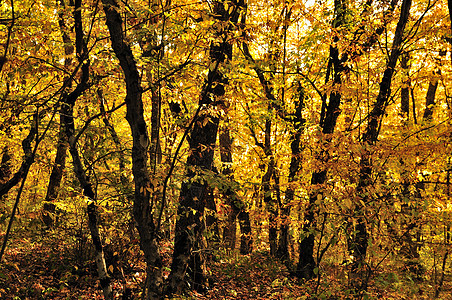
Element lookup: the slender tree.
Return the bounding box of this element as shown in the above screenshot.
[220,118,253,254]
[101,0,165,297]
[57,0,113,298]
[42,0,73,227]
[349,0,412,292]
[297,0,399,280]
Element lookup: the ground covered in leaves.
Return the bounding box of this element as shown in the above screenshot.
[1,234,451,299]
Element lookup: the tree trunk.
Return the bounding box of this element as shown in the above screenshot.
[97,88,133,205]
[205,185,220,248]
[57,1,113,298]
[167,0,244,294]
[220,125,237,249]
[219,123,253,254]
[101,0,164,298]
[350,0,412,292]
[43,0,73,228]
[0,147,11,186]
[400,53,410,120]
[42,121,68,227]
[0,112,39,263]
[261,118,279,256]
[297,0,347,279]
[278,83,306,262]
[423,51,445,121]
[169,117,218,293]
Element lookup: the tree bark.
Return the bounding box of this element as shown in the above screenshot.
[297,0,348,280]
[59,1,113,298]
[423,51,445,121]
[219,123,253,254]
[400,52,410,120]
[101,0,164,298]
[0,112,39,263]
[0,126,38,198]
[220,125,237,249]
[278,83,305,262]
[43,0,73,228]
[0,147,11,186]
[167,0,244,294]
[349,0,412,292]
[261,119,279,256]
[98,88,133,204]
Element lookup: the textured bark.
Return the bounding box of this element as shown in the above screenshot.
[42,122,68,227]
[237,205,253,254]
[350,0,412,292]
[101,0,164,298]
[261,119,279,256]
[169,117,218,293]
[150,90,162,171]
[168,0,244,294]
[219,125,237,249]
[423,80,438,121]
[205,185,220,248]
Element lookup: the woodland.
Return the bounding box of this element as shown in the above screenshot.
[1,0,452,299]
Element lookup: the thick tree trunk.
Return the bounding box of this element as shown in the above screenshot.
[169,116,219,293]
[43,119,68,227]
[350,0,411,292]
[261,119,279,256]
[205,185,220,248]
[219,125,237,249]
[167,0,244,294]
[238,207,253,254]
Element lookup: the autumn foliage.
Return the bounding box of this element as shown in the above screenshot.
[1,0,452,299]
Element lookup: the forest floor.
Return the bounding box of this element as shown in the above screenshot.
[0,233,451,299]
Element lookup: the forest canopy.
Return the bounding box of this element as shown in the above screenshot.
[1,0,452,298]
